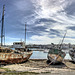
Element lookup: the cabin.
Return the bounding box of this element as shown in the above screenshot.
[13,42,25,48]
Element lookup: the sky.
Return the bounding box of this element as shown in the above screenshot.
[0,0,75,45]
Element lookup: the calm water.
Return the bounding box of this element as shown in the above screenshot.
[11,48,71,60]
[30,51,47,59]
[30,51,71,60]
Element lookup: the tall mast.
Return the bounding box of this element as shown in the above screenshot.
[1,5,5,46]
[59,30,67,49]
[25,23,26,48]
[4,29,5,45]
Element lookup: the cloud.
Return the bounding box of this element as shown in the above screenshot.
[65,1,75,15]
[28,0,75,44]
[30,35,61,44]
[0,0,75,44]
[67,26,75,31]
[31,0,68,17]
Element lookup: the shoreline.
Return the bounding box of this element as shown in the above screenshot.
[0,59,75,75]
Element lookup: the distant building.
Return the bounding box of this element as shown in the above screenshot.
[13,42,25,48]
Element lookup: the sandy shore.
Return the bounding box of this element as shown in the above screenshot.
[0,59,75,75]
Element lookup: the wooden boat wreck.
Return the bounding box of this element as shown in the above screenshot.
[0,5,33,64]
[47,31,67,64]
[47,48,66,64]
[0,46,33,64]
[69,49,75,62]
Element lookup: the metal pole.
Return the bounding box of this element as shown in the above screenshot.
[25,23,26,49]
[60,30,67,49]
[1,5,5,46]
[4,28,5,46]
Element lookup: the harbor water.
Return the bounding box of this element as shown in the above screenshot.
[30,51,71,60]
[30,51,47,59]
[11,48,71,60]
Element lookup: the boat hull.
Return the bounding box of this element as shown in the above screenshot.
[69,50,75,62]
[47,53,66,64]
[0,51,33,64]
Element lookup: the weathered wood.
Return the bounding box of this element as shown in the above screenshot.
[0,46,33,64]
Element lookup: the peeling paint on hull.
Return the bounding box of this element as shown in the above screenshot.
[47,53,66,64]
[0,47,33,64]
[0,53,32,64]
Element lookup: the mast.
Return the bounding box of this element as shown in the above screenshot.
[1,5,5,46]
[59,30,67,49]
[25,23,26,48]
[4,29,5,45]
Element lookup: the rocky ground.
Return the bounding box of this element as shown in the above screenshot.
[0,59,75,75]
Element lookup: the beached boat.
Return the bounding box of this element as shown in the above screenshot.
[47,48,66,64]
[0,5,33,64]
[47,31,67,64]
[69,49,75,62]
[0,46,32,64]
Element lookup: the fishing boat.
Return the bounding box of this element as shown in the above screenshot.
[0,46,32,64]
[47,47,66,64]
[0,5,33,64]
[47,31,67,64]
[69,49,75,62]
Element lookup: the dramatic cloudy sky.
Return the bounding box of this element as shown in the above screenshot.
[0,0,75,45]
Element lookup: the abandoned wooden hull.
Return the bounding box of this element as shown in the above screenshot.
[69,50,75,62]
[0,50,33,64]
[47,54,65,64]
[47,48,66,64]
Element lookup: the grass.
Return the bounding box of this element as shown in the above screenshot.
[1,71,39,75]
[0,67,51,75]
[0,67,11,72]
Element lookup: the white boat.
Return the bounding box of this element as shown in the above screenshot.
[44,49,49,53]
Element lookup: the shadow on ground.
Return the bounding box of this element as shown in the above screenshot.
[46,60,66,68]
